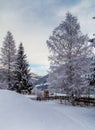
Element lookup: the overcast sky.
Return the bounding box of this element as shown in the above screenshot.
[0,0,95,75]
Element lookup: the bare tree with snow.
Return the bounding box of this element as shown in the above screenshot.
[47,12,92,98]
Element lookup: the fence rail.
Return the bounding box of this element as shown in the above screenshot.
[39,95,95,105]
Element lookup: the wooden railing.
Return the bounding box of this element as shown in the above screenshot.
[40,95,95,105]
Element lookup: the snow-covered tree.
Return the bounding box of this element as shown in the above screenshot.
[47,12,92,98]
[88,57,95,84]
[87,38,95,96]
[13,43,32,93]
[0,31,16,88]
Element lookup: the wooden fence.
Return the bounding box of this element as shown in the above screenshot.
[40,95,95,105]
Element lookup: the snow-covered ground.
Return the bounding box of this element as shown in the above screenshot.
[0,90,95,130]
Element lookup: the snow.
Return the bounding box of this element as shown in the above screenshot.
[0,90,95,130]
[54,93,67,96]
[26,94,37,100]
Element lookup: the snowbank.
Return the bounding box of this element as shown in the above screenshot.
[0,90,95,130]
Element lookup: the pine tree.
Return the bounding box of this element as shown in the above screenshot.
[0,31,16,88]
[47,12,92,98]
[88,56,95,96]
[13,43,32,93]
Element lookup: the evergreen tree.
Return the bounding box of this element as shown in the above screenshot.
[47,12,92,98]
[14,43,31,93]
[88,38,95,88]
[88,56,95,95]
[0,31,16,88]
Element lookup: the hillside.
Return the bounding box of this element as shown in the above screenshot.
[35,74,48,85]
[30,72,41,84]
[33,74,48,91]
[0,90,95,130]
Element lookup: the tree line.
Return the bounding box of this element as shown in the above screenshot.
[0,31,32,93]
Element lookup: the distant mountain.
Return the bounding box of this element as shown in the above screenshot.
[30,73,41,84]
[35,74,48,85]
[33,74,49,91]
[31,72,39,77]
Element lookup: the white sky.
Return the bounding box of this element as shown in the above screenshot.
[0,0,95,75]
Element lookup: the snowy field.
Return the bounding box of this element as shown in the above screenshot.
[0,90,95,130]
